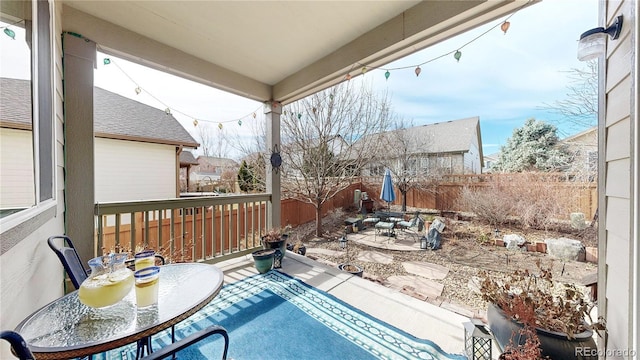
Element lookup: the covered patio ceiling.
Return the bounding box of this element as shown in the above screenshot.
[62,0,535,105]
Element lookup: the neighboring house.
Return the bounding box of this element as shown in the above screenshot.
[189,156,239,192]
[179,151,200,192]
[482,152,499,173]
[363,117,484,176]
[0,78,199,205]
[560,126,597,181]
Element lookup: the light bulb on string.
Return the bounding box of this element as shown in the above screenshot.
[345,73,352,81]
[454,50,462,62]
[415,66,421,77]
[253,112,256,118]
[501,21,510,34]
[238,119,242,126]
[218,123,223,130]
[135,87,141,95]
[384,70,390,80]
[361,66,367,74]
[165,108,171,115]
[4,28,15,40]
[103,58,111,65]
[193,119,198,127]
[297,113,302,120]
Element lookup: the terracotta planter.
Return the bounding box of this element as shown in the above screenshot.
[487,303,597,360]
[495,239,504,247]
[526,244,537,252]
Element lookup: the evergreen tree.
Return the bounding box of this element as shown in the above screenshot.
[493,118,571,172]
[237,160,256,193]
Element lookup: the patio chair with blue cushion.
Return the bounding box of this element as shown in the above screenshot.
[396,213,425,241]
[47,235,170,359]
[1,326,229,360]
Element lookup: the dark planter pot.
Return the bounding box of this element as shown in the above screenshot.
[286,243,307,256]
[262,234,288,259]
[338,264,363,277]
[252,249,275,274]
[487,303,597,360]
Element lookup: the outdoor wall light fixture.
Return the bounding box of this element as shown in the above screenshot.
[577,15,623,61]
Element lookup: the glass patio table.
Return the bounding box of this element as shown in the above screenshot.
[15,263,224,360]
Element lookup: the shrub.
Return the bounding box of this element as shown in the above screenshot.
[457,182,514,226]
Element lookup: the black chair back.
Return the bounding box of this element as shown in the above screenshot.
[47,235,88,289]
[1,331,35,360]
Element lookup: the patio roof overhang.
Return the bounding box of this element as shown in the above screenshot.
[61,0,536,105]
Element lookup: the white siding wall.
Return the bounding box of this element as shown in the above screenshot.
[0,2,66,358]
[601,0,637,356]
[95,138,176,202]
[0,128,35,208]
[463,143,481,174]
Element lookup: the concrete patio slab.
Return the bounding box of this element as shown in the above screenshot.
[306,248,343,257]
[402,261,450,280]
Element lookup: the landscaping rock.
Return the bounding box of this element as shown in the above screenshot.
[570,212,588,230]
[545,237,586,261]
[503,234,525,251]
[430,218,446,233]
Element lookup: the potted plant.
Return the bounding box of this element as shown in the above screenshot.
[480,260,605,359]
[251,248,275,274]
[261,225,291,258]
[286,235,307,256]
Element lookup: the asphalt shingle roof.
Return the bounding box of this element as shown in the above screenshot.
[1,78,198,147]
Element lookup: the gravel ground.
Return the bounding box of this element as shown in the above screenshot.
[290,207,598,314]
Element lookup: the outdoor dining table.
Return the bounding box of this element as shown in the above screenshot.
[14,263,224,360]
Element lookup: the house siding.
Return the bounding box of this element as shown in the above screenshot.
[0,2,66,359]
[0,128,35,208]
[600,0,637,356]
[95,138,178,202]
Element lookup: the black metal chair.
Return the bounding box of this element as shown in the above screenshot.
[47,235,170,359]
[1,326,229,360]
[141,325,229,360]
[47,235,88,289]
[0,331,35,360]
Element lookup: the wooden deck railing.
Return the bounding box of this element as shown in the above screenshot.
[94,194,271,264]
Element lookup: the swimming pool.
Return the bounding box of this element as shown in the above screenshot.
[97,271,465,360]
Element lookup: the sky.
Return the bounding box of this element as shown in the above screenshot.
[1,0,598,159]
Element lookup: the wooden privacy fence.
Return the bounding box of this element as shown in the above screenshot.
[359,174,597,220]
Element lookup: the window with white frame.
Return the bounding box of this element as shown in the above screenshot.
[0,0,54,220]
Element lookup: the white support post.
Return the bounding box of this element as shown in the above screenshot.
[264,101,282,230]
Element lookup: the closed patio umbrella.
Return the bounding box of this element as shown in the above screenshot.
[380,168,396,210]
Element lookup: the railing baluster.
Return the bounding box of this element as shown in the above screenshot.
[158,209,163,252]
[220,204,226,255]
[115,213,121,252]
[211,205,217,257]
[191,207,197,262]
[181,208,186,263]
[144,211,150,248]
[170,209,175,263]
[130,212,136,253]
[243,202,248,250]
[201,205,206,260]
[228,203,233,254]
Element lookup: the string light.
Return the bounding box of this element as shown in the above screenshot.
[344,1,530,80]
[454,50,462,62]
[99,57,263,128]
[501,21,511,34]
[1,19,24,40]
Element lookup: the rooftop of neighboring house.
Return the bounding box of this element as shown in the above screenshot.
[356,116,482,159]
[195,156,239,169]
[179,151,199,166]
[0,77,199,148]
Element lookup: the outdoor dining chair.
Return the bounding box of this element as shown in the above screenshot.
[1,326,229,360]
[0,331,35,360]
[47,235,171,359]
[396,213,425,242]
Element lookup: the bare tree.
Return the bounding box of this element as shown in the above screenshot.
[196,123,230,158]
[540,60,597,133]
[280,82,392,236]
